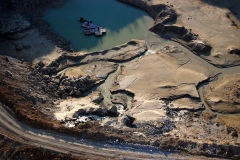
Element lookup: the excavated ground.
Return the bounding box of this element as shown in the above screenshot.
[0,0,240,159]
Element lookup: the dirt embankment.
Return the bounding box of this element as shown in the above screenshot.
[0,135,85,160]
[0,0,66,11]
[0,0,71,65]
[120,0,240,67]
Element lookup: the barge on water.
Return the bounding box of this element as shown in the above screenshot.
[79,17,106,36]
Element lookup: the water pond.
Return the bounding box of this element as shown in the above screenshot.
[43,0,154,52]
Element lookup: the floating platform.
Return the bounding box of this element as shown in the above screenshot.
[79,17,106,36]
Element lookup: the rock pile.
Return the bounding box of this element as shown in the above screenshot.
[56,75,96,99]
[64,115,102,128]
[155,5,177,24]
[0,14,31,38]
[36,61,97,99]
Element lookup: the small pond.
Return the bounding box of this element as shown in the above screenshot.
[43,0,154,52]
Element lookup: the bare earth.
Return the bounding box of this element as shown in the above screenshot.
[0,0,240,159]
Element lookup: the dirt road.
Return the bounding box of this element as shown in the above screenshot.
[0,102,222,160]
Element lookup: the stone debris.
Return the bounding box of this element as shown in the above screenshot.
[53,75,96,98]
[64,115,104,127]
[5,71,13,77]
[37,61,45,68]
[15,42,30,51]
[188,40,212,52]
[0,14,31,36]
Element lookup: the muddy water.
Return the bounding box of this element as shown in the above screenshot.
[43,0,153,52]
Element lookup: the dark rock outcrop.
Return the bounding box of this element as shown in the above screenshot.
[188,40,212,52]
[150,23,188,35]
[0,0,66,11]
[119,0,176,21]
[155,5,177,24]
[121,115,135,127]
[108,105,118,116]
[229,48,240,55]
[0,14,31,39]
[56,75,96,99]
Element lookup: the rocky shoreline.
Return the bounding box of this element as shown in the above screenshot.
[1,0,240,159]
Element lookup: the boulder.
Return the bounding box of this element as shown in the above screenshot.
[5,71,12,77]
[121,115,135,127]
[188,40,212,52]
[73,109,86,117]
[43,75,50,81]
[64,86,72,93]
[150,23,187,35]
[95,108,108,116]
[73,90,81,96]
[163,25,188,35]
[15,42,30,51]
[44,67,57,75]
[65,117,71,121]
[149,23,164,33]
[60,74,68,81]
[4,57,9,62]
[108,105,118,116]
[0,15,31,35]
[181,30,196,42]
[29,96,36,105]
[6,32,27,40]
[229,48,240,55]
[156,7,177,24]
[91,94,104,104]
[54,78,60,85]
[37,61,45,68]
[15,43,24,51]
[69,90,74,96]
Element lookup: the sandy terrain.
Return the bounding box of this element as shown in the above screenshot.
[147,0,240,66]
[203,73,240,114]
[112,44,213,122]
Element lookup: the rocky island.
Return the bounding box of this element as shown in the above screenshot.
[0,0,240,159]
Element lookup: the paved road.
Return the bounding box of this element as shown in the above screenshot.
[0,103,222,160]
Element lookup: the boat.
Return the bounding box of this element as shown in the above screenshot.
[95,30,102,36]
[81,19,94,28]
[94,27,107,36]
[84,28,95,35]
[79,17,86,22]
[101,28,106,34]
[81,21,91,28]
[79,17,106,36]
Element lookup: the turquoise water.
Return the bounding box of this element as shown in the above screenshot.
[43,0,154,52]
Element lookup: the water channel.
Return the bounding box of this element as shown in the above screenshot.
[43,0,154,52]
